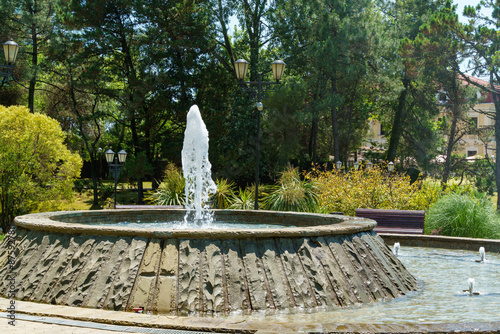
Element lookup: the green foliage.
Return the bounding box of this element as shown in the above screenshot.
[98,184,115,202]
[229,187,255,210]
[147,164,185,206]
[0,105,82,232]
[124,152,154,183]
[410,178,474,211]
[212,178,235,209]
[469,159,496,196]
[312,164,424,215]
[261,166,318,212]
[425,193,500,239]
[311,163,475,216]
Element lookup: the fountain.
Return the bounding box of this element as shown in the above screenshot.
[393,242,400,256]
[4,105,499,333]
[478,246,486,262]
[464,278,480,296]
[0,105,418,315]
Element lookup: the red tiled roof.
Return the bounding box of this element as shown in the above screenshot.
[459,74,500,103]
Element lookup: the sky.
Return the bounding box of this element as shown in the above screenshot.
[454,0,490,22]
[452,0,492,77]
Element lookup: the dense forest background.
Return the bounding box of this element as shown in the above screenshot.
[1,0,500,209]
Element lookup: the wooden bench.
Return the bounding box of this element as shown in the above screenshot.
[355,208,425,234]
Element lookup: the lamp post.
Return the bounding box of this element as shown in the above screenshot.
[105,149,127,208]
[335,161,342,171]
[1,40,20,85]
[388,161,395,173]
[234,58,286,210]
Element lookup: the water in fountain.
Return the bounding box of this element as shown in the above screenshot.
[393,242,400,256]
[181,105,217,226]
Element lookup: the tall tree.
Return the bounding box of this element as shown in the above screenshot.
[272,0,386,165]
[60,0,212,202]
[407,2,477,185]
[42,30,109,209]
[457,0,500,209]
[1,0,56,113]
[380,0,445,162]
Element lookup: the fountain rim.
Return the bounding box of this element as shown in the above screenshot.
[14,209,377,239]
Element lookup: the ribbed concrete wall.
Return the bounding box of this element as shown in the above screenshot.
[0,210,418,314]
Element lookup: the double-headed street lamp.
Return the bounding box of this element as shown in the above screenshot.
[234,58,286,210]
[1,40,20,84]
[105,149,127,208]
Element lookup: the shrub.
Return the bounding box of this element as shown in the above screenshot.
[312,164,423,216]
[262,166,319,212]
[409,178,474,211]
[73,179,93,193]
[147,163,185,206]
[425,193,500,239]
[229,187,255,210]
[0,105,82,232]
[211,178,235,209]
[98,184,115,202]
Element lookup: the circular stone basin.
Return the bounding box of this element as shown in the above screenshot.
[0,209,417,315]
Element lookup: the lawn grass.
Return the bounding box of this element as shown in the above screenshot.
[58,183,154,211]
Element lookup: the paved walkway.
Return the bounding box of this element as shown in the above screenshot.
[2,296,500,333]
[2,319,121,334]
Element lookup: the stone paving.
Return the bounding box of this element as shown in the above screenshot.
[2,296,500,333]
[2,319,124,334]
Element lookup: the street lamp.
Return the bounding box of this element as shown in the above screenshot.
[105,149,127,208]
[366,161,373,170]
[335,161,342,170]
[1,40,20,83]
[234,58,286,210]
[388,161,395,172]
[354,161,359,171]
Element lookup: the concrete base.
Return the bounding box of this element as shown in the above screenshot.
[0,209,417,315]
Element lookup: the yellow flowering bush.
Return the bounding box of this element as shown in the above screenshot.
[310,164,475,216]
[311,164,423,215]
[0,105,82,232]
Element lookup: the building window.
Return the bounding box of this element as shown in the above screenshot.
[380,124,386,136]
[467,150,477,157]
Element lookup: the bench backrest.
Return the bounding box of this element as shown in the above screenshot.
[355,208,425,228]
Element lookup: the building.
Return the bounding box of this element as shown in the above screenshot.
[365,75,497,160]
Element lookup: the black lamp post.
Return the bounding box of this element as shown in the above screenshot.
[234,58,286,210]
[1,40,20,84]
[105,149,127,208]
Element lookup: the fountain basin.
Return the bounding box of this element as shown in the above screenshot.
[0,209,417,315]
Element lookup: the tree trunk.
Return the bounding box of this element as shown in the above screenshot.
[28,23,38,113]
[493,92,500,211]
[387,78,410,161]
[90,157,100,209]
[442,108,458,186]
[309,117,318,164]
[331,77,340,162]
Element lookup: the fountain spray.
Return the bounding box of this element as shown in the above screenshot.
[182,105,217,225]
[479,247,486,262]
[393,242,401,256]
